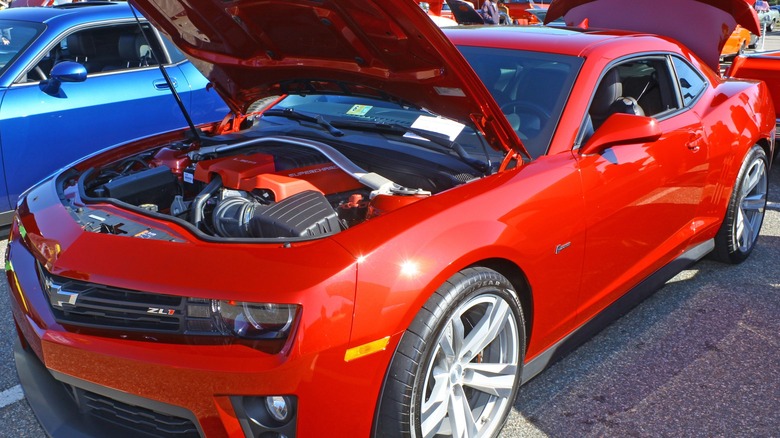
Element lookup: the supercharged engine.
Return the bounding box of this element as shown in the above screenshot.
[74,135,464,240]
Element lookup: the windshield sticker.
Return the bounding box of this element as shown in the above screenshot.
[408,116,465,141]
[347,105,373,116]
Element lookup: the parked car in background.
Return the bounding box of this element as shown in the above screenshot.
[439,0,485,24]
[755,0,779,31]
[526,7,566,26]
[0,1,227,222]
[722,24,752,58]
[421,1,459,26]
[441,0,454,19]
[500,0,546,24]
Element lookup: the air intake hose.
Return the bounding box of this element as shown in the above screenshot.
[213,190,342,238]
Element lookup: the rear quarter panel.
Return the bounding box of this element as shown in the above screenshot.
[694,76,775,239]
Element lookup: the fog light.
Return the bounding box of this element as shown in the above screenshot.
[232,395,297,436]
[265,396,290,422]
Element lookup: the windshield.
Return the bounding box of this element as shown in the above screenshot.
[0,20,44,76]
[269,94,506,164]
[458,46,582,157]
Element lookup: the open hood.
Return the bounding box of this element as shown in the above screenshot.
[545,0,760,72]
[128,0,526,156]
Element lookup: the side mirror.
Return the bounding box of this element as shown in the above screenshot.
[580,113,662,155]
[40,61,87,96]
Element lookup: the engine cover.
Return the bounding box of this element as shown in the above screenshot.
[192,151,363,200]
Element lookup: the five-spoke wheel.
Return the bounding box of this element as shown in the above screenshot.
[375,268,525,438]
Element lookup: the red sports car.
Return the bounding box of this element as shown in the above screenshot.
[6,0,774,437]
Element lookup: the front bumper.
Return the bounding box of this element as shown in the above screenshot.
[6,226,393,437]
[14,337,203,437]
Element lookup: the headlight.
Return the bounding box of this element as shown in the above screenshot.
[215,301,299,340]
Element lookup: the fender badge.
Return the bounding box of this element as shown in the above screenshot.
[555,242,572,254]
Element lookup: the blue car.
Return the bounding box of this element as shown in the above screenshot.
[0,1,228,221]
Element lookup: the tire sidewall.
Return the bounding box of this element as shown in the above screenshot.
[715,145,768,263]
[408,269,525,438]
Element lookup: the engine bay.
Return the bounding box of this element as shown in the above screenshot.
[68,134,492,241]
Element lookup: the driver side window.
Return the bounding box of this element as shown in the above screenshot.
[583,57,678,140]
[20,23,163,84]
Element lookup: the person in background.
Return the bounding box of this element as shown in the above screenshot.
[480,0,500,24]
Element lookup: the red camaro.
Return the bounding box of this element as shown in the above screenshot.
[6,0,774,437]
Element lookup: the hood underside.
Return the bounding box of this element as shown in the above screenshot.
[545,0,760,72]
[128,0,525,155]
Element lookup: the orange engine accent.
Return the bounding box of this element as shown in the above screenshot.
[194,153,277,189]
[250,173,320,201]
[193,152,365,200]
[367,193,426,218]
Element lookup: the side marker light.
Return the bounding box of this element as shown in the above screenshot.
[344,336,391,362]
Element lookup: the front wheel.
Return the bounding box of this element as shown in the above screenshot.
[712,145,768,264]
[374,267,525,438]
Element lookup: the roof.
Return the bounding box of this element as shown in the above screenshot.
[443,25,683,59]
[0,1,135,25]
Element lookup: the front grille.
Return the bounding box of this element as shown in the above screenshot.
[37,265,218,335]
[75,386,200,438]
[39,267,184,332]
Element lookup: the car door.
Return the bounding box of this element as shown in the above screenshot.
[574,55,709,324]
[156,35,228,126]
[0,22,223,210]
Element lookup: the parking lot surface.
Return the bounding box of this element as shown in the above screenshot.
[504,166,780,436]
[0,32,779,438]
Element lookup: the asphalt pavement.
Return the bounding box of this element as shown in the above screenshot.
[504,162,780,436]
[1,34,779,438]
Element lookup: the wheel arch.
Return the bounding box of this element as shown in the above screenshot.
[470,257,534,353]
[756,137,774,167]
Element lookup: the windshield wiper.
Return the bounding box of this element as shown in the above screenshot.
[262,108,344,137]
[330,120,490,173]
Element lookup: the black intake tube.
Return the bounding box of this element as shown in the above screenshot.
[213,190,342,238]
[191,175,223,231]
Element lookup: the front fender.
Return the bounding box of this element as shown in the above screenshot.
[338,151,587,364]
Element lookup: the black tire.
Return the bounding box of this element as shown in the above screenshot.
[712,145,768,264]
[374,267,525,438]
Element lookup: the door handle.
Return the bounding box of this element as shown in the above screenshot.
[154,78,177,90]
[687,132,703,152]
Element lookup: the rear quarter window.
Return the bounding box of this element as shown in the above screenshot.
[672,57,706,107]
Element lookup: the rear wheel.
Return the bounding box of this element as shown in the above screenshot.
[374,267,525,438]
[712,145,768,264]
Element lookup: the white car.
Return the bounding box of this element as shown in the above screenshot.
[756,0,779,31]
